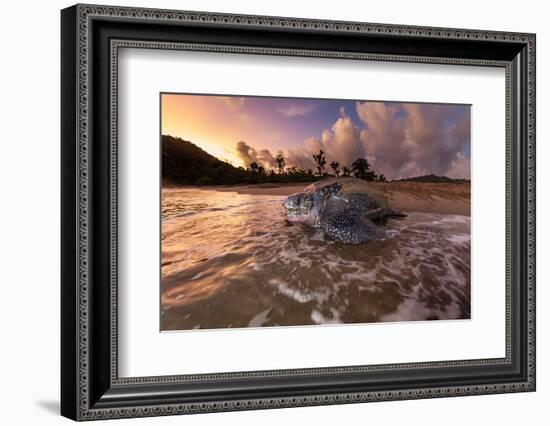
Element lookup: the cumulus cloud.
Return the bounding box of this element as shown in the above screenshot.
[356,102,408,175]
[285,146,316,171]
[236,141,277,169]
[283,109,367,172]
[233,102,470,179]
[447,151,470,179]
[234,109,366,172]
[356,102,470,179]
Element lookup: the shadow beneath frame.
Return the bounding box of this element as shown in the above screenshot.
[36,400,59,416]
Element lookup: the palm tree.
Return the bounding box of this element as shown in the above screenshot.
[249,162,259,174]
[351,158,376,181]
[257,165,266,176]
[312,150,327,176]
[287,166,297,175]
[330,161,340,177]
[275,154,286,175]
[342,166,351,177]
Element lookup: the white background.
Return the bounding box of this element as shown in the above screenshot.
[0,0,547,425]
[119,49,505,377]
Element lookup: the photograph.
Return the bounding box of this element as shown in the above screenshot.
[160,93,472,331]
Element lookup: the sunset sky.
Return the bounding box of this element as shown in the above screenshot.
[161,93,471,180]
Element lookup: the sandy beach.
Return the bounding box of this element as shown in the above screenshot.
[161,183,471,329]
[199,180,471,216]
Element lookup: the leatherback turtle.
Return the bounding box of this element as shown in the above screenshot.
[283,177,406,244]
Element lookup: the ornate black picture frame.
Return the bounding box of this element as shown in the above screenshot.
[61,4,536,421]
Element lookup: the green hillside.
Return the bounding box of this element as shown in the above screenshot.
[162,135,247,185]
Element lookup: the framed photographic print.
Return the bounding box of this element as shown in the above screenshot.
[61,4,536,421]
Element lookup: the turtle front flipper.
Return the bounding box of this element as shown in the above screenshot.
[387,208,407,218]
[320,210,386,244]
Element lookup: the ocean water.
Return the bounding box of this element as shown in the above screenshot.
[161,187,471,330]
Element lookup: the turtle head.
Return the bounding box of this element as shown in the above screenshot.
[283,183,342,225]
[283,192,316,223]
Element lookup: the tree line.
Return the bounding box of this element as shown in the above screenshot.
[245,149,386,183]
[162,135,387,186]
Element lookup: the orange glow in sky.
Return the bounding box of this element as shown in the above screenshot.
[161,93,290,168]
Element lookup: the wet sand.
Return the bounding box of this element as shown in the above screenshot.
[204,180,471,216]
[161,182,471,330]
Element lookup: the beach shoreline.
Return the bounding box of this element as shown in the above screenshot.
[164,180,471,216]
